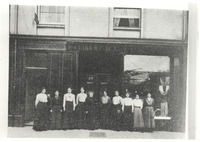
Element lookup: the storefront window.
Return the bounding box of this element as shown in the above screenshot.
[124,55,170,117]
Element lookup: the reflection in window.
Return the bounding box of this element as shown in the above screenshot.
[124,55,170,85]
[39,6,65,24]
[124,55,170,117]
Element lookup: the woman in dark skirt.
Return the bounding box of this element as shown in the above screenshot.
[76,87,87,129]
[49,91,62,130]
[111,90,123,131]
[100,90,111,129]
[33,87,49,131]
[62,87,76,130]
[133,94,144,132]
[143,93,155,132]
[85,90,97,130]
[121,91,133,131]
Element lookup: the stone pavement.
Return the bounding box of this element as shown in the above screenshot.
[7,126,185,139]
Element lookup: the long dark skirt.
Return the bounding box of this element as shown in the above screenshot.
[144,106,155,128]
[86,107,97,130]
[76,102,86,129]
[100,103,110,129]
[33,102,49,131]
[50,106,62,130]
[122,106,133,131]
[63,101,74,130]
[133,107,144,128]
[110,104,122,131]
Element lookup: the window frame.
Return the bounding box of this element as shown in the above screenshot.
[37,5,65,27]
[113,7,142,31]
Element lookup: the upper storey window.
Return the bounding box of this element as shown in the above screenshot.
[113,8,141,30]
[39,6,65,24]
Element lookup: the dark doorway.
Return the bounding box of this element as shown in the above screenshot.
[25,69,48,123]
[78,51,122,101]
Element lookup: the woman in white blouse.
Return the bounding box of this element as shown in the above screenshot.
[133,94,144,132]
[33,87,49,131]
[100,90,111,129]
[121,91,133,131]
[62,87,76,130]
[111,90,123,131]
[76,87,87,129]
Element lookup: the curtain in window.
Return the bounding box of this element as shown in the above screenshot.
[113,18,120,27]
[129,19,135,27]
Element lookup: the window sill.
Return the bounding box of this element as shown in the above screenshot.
[113,27,141,31]
[37,23,65,29]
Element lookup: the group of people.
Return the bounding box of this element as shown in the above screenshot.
[33,87,155,132]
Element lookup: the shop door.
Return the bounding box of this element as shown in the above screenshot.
[24,51,77,123]
[79,51,122,100]
[24,51,48,123]
[25,69,47,123]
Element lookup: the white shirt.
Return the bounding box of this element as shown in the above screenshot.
[76,93,87,103]
[122,98,133,106]
[101,96,110,104]
[63,93,75,102]
[63,93,76,109]
[112,96,122,105]
[159,85,170,95]
[133,99,143,109]
[35,93,48,106]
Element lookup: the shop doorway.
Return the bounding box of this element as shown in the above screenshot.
[78,51,122,100]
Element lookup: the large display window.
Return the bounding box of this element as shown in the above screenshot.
[124,55,170,117]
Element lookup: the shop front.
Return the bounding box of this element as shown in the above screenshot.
[9,35,187,132]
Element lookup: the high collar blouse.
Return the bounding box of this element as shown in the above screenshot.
[63,93,75,102]
[132,99,143,109]
[77,93,87,103]
[112,96,122,105]
[122,97,133,106]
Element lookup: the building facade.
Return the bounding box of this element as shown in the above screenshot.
[9,5,188,132]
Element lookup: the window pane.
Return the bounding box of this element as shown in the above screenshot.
[41,13,64,23]
[40,13,50,23]
[56,14,64,23]
[113,18,140,28]
[124,55,170,84]
[114,8,140,18]
[118,18,130,27]
[113,8,141,29]
[49,13,58,23]
[57,6,65,13]
[124,55,170,94]
[40,6,65,23]
[124,55,170,72]
[129,18,139,28]
[49,6,57,13]
[40,6,49,13]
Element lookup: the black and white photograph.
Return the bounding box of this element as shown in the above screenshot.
[0,0,199,140]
